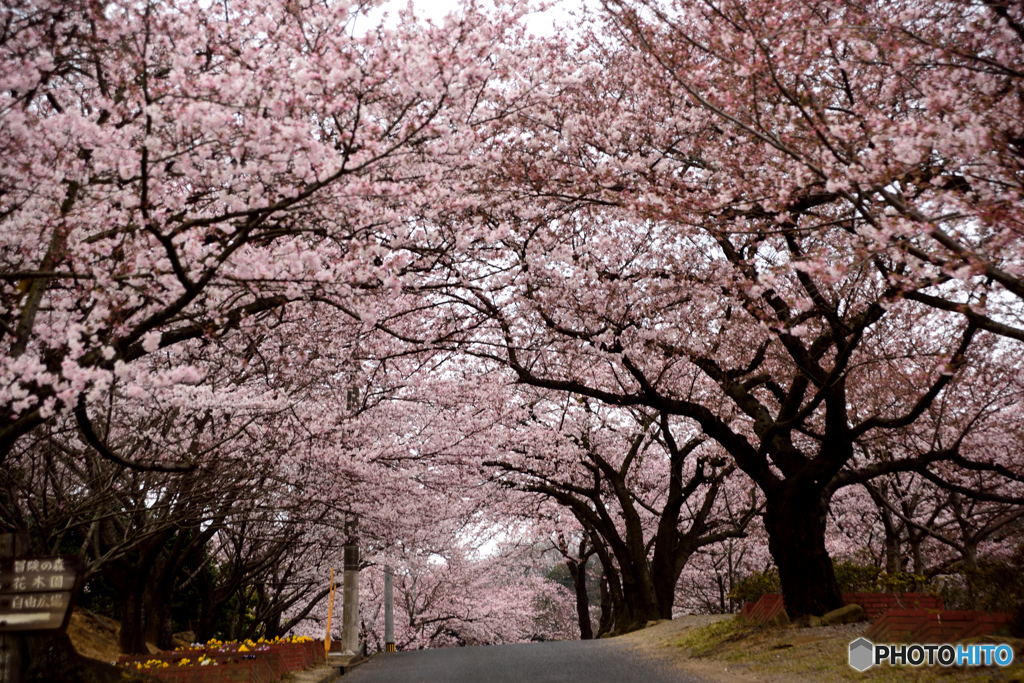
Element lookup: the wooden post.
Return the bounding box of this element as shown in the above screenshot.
[0,633,20,683]
[0,534,27,683]
[0,535,82,682]
[324,567,335,656]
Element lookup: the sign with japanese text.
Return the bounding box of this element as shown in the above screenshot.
[0,557,81,633]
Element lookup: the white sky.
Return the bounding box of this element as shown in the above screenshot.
[369,0,583,36]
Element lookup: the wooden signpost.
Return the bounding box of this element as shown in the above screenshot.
[324,567,335,656]
[0,534,82,683]
[0,558,80,632]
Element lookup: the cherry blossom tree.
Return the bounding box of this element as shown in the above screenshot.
[676,534,770,615]
[546,516,600,638]
[477,384,759,631]
[0,0,530,467]
[352,542,577,650]
[590,0,1024,342]
[389,0,1024,618]
[5,0,1024,652]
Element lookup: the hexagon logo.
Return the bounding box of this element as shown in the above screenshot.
[849,637,874,672]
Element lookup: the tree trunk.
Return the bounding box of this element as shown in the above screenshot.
[884,531,902,576]
[910,530,926,578]
[606,540,661,632]
[566,560,592,640]
[764,487,843,618]
[196,567,218,643]
[961,543,980,609]
[597,555,659,634]
[231,585,251,640]
[592,540,624,636]
[651,546,696,620]
[727,541,741,613]
[651,565,679,620]
[867,483,904,576]
[119,584,150,655]
[263,611,282,641]
[144,589,175,651]
[597,575,612,637]
[612,589,661,633]
[145,564,177,651]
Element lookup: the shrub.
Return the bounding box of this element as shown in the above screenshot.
[727,568,780,605]
[832,561,882,593]
[729,560,933,606]
[937,547,1024,622]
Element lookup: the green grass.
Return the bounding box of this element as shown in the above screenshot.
[668,618,1024,682]
[673,617,760,657]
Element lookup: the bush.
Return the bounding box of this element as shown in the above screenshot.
[832,561,882,593]
[727,568,780,605]
[729,560,932,606]
[938,548,1024,620]
[833,561,928,594]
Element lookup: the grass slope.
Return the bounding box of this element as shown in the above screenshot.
[617,615,1024,683]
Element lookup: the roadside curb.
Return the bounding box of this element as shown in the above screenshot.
[327,653,368,677]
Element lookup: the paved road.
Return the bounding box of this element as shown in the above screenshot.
[344,640,708,683]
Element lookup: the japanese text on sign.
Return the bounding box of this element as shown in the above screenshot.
[8,594,64,610]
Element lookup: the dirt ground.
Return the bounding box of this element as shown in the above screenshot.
[616,614,1024,683]
[66,609,167,664]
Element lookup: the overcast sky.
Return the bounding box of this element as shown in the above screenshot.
[369,0,582,36]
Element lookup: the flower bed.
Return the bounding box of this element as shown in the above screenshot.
[117,636,321,683]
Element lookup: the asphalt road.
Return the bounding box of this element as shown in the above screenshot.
[343,640,708,683]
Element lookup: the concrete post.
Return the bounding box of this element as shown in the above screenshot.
[384,566,394,652]
[341,542,359,656]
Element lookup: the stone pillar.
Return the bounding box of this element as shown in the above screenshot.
[384,566,394,652]
[341,542,359,656]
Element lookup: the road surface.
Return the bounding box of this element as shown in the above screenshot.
[344,639,708,683]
